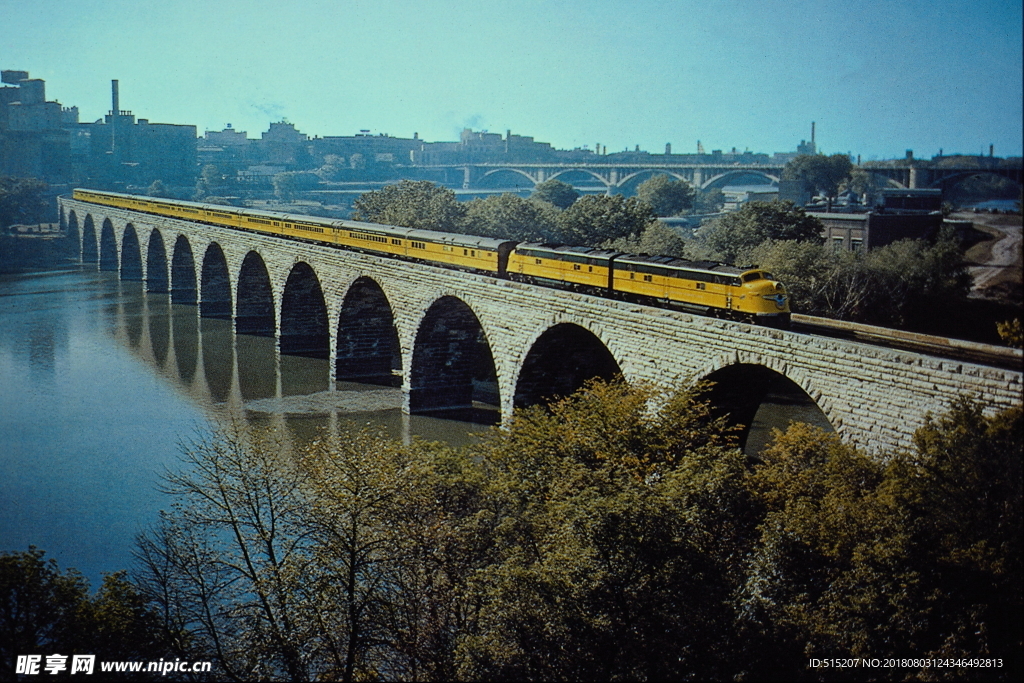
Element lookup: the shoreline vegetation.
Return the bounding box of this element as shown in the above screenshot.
[3,379,1021,681]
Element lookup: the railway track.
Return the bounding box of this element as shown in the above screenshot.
[791,314,1023,371]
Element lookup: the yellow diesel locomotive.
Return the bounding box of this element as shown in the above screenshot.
[71,189,789,326]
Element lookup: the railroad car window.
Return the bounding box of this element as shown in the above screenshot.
[742,273,760,282]
[696,282,706,290]
[471,250,476,257]
[643,274,653,282]
[273,221,280,226]
[392,238,402,245]
[535,258,542,265]
[443,245,452,252]
[761,272,774,280]
[411,241,426,249]
[573,264,581,271]
[588,266,593,272]
[630,272,635,279]
[463,249,468,255]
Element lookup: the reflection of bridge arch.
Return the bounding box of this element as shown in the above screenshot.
[927,169,1024,193]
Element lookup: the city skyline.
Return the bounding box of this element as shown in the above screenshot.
[4,0,1023,159]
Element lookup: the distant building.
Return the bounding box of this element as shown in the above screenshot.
[721,185,779,211]
[811,210,942,252]
[0,71,72,183]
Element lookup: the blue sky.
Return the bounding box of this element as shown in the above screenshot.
[5,0,1022,158]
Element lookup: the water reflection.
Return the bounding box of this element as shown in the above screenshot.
[101,272,490,449]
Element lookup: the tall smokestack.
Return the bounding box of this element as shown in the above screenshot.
[112,79,119,114]
[811,121,815,146]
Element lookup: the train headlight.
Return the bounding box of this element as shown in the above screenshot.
[762,293,788,309]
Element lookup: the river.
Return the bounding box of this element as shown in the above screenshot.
[0,267,829,585]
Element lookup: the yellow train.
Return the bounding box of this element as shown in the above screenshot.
[71,189,790,326]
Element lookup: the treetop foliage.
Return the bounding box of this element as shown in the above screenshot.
[782,153,854,201]
[530,179,578,209]
[0,175,49,229]
[8,383,1021,680]
[746,230,971,327]
[695,200,824,264]
[353,180,467,233]
[635,174,695,216]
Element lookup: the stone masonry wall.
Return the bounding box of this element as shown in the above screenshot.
[63,198,1023,455]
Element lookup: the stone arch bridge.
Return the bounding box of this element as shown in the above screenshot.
[60,197,1021,455]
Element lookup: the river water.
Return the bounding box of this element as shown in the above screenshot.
[0,268,829,585]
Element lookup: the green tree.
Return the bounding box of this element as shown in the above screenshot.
[696,200,823,263]
[461,380,751,681]
[530,179,578,209]
[555,194,657,245]
[997,318,1023,348]
[783,154,854,210]
[604,221,687,257]
[0,176,49,229]
[747,231,971,326]
[463,193,560,241]
[1,548,168,679]
[635,174,695,216]
[693,187,725,214]
[352,180,466,232]
[738,400,1022,679]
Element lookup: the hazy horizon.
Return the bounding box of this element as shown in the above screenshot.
[5,0,1022,159]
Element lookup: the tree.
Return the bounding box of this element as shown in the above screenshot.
[554,194,657,245]
[783,154,854,210]
[997,318,1023,348]
[635,174,695,216]
[604,221,687,257]
[746,232,971,327]
[0,176,49,229]
[695,200,823,263]
[531,179,578,209]
[693,187,725,214]
[461,379,751,681]
[463,193,560,241]
[145,179,171,199]
[1,548,168,678]
[738,400,1022,679]
[352,180,466,232]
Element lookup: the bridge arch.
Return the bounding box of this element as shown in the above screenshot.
[336,276,402,385]
[476,168,537,190]
[696,359,837,452]
[513,321,622,410]
[120,224,143,281]
[66,210,80,258]
[615,170,689,195]
[146,229,169,293]
[81,215,98,266]
[170,235,197,305]
[280,261,329,359]
[99,218,118,272]
[235,251,276,337]
[547,168,612,190]
[200,242,232,319]
[699,171,780,190]
[408,295,499,420]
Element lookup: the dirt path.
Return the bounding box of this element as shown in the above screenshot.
[958,211,1023,302]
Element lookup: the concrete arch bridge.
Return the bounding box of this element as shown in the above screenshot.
[422,162,784,193]
[60,197,1021,455]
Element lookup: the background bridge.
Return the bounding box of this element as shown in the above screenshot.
[60,197,1021,455]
